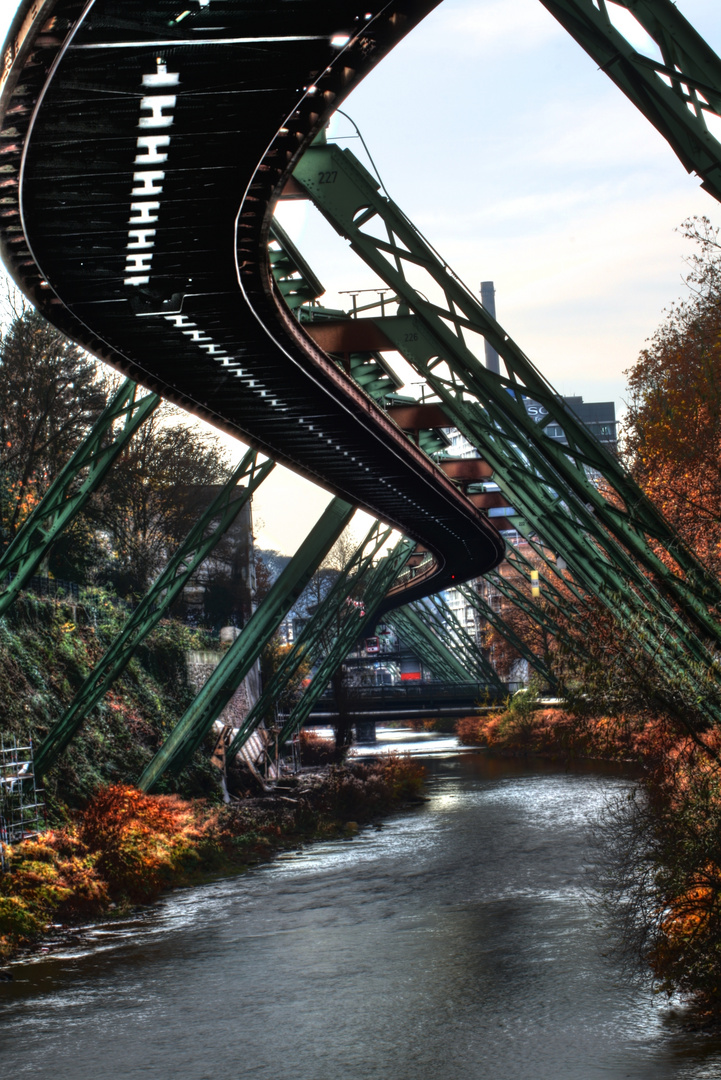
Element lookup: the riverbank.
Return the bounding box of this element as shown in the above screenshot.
[0,755,425,965]
[455,703,667,762]
[456,701,721,1022]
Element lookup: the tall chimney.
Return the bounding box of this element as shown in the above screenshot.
[480,280,500,375]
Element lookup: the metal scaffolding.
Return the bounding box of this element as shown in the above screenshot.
[0,737,45,870]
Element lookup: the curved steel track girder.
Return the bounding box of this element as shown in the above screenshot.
[0,0,504,605]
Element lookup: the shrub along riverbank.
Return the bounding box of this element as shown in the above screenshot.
[456,698,721,1021]
[0,756,426,964]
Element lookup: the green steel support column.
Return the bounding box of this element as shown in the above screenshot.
[414,595,491,682]
[291,168,698,686]
[503,536,591,616]
[269,220,325,311]
[436,390,719,694]
[293,143,721,655]
[276,536,415,745]
[507,501,699,667]
[429,592,507,683]
[502,517,721,712]
[387,609,467,684]
[537,0,721,203]
[456,584,558,687]
[490,536,592,634]
[396,603,500,688]
[507,506,721,724]
[137,497,354,791]
[0,380,159,615]
[429,592,491,656]
[480,571,581,651]
[226,519,392,761]
[34,450,274,777]
[413,594,505,689]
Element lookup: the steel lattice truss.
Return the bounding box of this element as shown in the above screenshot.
[276,533,416,746]
[34,449,275,777]
[292,141,721,720]
[538,0,721,202]
[228,519,394,758]
[387,607,482,686]
[137,496,355,791]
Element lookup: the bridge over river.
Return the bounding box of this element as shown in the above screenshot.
[308,680,511,728]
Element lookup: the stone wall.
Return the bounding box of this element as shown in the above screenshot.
[185,649,260,729]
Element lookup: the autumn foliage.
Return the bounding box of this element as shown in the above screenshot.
[456,705,677,763]
[298,728,336,765]
[0,757,425,962]
[624,217,721,576]
[0,785,206,959]
[78,785,206,900]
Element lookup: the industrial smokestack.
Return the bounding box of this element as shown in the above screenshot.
[480,280,500,375]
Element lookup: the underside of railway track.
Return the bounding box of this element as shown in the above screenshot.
[0,0,508,604]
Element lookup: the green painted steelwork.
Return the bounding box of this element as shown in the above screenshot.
[269,220,325,312]
[482,569,580,653]
[292,142,721,719]
[276,535,415,745]
[137,497,355,791]
[491,538,592,638]
[0,380,159,616]
[503,534,591,617]
[538,0,721,203]
[396,606,474,683]
[294,143,721,625]
[456,584,558,688]
[387,608,468,684]
[269,223,447,454]
[33,450,273,778]
[226,519,392,761]
[411,594,505,690]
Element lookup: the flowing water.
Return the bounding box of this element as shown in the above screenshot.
[2,731,721,1079]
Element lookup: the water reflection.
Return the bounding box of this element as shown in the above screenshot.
[1,739,721,1079]
[351,723,464,758]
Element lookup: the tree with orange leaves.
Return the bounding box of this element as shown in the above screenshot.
[624,217,721,576]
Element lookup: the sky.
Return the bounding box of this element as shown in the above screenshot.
[1,0,720,555]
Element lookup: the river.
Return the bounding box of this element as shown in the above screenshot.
[2,730,721,1079]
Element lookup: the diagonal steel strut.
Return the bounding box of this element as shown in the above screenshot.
[537,0,721,203]
[292,141,721,721]
[226,518,393,762]
[387,608,471,685]
[456,584,558,688]
[0,379,159,616]
[33,449,274,777]
[275,534,416,747]
[137,496,355,791]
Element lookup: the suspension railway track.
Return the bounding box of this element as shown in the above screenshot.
[0,0,508,603]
